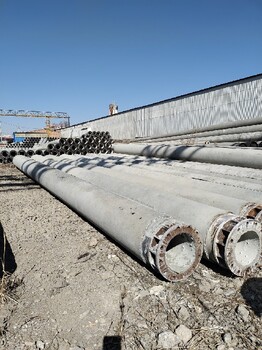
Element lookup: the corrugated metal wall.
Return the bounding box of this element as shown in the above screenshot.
[61,75,262,139]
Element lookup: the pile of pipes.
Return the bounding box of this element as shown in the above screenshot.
[13,148,262,282]
[131,116,262,147]
[5,137,58,149]
[0,131,112,164]
[36,131,112,156]
[112,143,262,170]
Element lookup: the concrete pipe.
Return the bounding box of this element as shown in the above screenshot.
[134,116,262,142]
[13,155,203,282]
[59,138,66,145]
[45,153,262,189]
[9,149,17,157]
[66,138,74,145]
[26,149,34,157]
[54,143,61,150]
[45,154,262,213]
[113,143,262,170]
[35,156,262,276]
[144,132,262,147]
[138,124,262,144]
[62,156,262,221]
[1,150,8,157]
[193,131,262,144]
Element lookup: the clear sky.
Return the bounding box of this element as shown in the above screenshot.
[0,0,261,135]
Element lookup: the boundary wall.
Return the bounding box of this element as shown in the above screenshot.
[61,74,262,140]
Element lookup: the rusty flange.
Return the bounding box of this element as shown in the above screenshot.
[148,223,203,282]
[240,203,262,222]
[212,214,243,269]
[224,219,261,276]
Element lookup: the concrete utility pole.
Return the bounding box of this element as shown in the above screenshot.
[13,155,203,282]
[32,155,262,276]
[113,143,262,170]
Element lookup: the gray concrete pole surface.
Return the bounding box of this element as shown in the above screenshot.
[32,155,262,216]
[133,116,262,141]
[113,143,262,170]
[34,156,262,276]
[150,131,262,146]
[34,153,262,186]
[13,155,203,282]
[136,125,262,144]
[72,157,262,208]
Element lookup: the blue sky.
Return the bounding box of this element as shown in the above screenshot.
[0,0,261,134]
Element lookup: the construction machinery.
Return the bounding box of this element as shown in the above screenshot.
[0,109,70,136]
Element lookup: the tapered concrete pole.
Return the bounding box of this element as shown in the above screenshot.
[149,131,262,145]
[137,125,262,143]
[13,155,202,282]
[134,116,262,141]
[45,153,262,188]
[113,143,262,170]
[35,156,262,276]
[34,154,262,216]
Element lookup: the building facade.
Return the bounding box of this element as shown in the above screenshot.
[61,74,262,140]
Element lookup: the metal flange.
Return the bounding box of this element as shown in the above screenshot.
[224,219,261,276]
[240,202,262,222]
[212,214,242,269]
[145,221,203,282]
[211,214,261,276]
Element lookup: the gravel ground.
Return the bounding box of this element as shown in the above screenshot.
[0,164,261,350]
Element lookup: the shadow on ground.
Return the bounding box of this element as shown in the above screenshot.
[0,222,17,278]
[241,277,262,317]
[103,336,121,350]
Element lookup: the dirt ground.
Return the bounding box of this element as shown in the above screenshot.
[0,164,261,350]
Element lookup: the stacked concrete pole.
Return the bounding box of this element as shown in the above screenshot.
[32,154,262,276]
[40,154,262,219]
[112,143,262,170]
[13,155,203,282]
[134,128,262,146]
[133,116,262,146]
[0,131,112,164]
[64,153,262,190]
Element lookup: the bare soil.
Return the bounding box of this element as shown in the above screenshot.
[0,164,261,350]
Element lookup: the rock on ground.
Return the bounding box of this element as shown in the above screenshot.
[0,164,262,350]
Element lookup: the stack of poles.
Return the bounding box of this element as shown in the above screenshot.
[132,117,262,147]
[13,155,203,283]
[44,131,112,156]
[18,151,262,280]
[0,131,112,164]
[112,143,262,170]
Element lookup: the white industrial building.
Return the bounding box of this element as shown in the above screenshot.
[61,73,262,140]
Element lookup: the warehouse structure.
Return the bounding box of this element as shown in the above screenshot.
[62,74,262,140]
